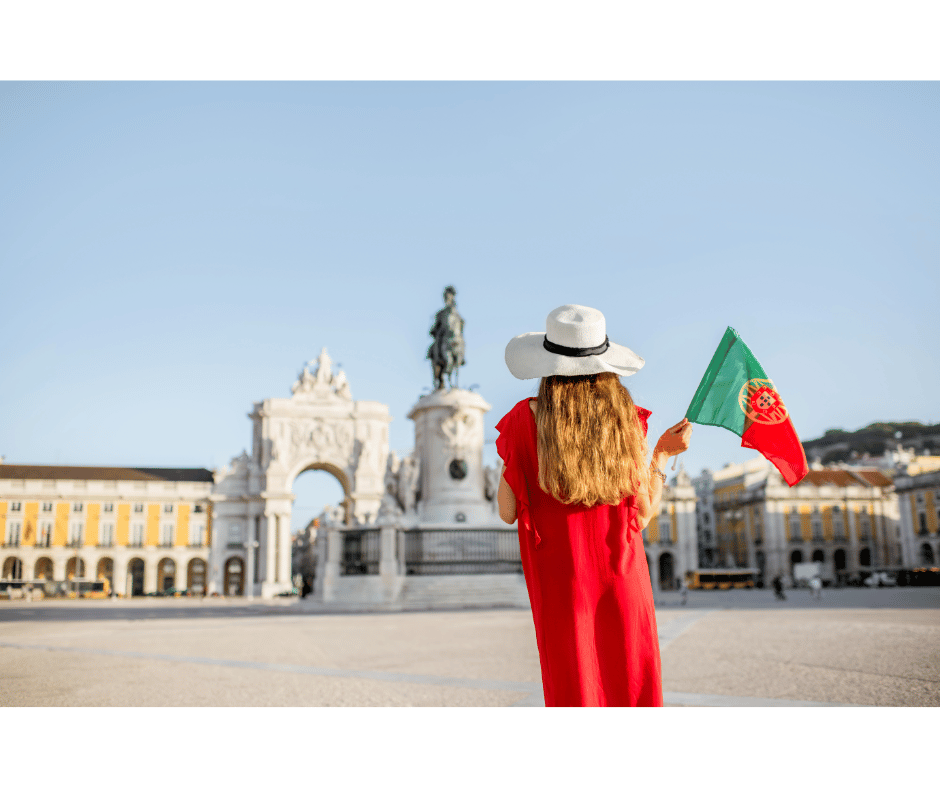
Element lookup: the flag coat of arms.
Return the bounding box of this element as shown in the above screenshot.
[686,327,809,486]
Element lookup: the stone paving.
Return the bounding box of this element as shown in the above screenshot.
[1,587,937,706]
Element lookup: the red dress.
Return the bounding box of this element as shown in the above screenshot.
[496,398,663,707]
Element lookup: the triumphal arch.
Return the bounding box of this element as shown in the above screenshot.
[210,348,390,598]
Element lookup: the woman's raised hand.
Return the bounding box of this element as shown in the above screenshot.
[654,418,693,458]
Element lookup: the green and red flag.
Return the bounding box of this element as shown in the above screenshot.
[686,327,808,486]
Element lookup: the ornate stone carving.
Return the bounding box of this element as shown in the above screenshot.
[290,418,353,461]
[440,407,476,455]
[290,347,352,401]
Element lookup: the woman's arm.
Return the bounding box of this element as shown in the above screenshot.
[497,468,517,524]
[637,418,693,530]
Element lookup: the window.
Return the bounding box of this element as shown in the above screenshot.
[659,517,672,544]
[919,512,928,535]
[103,502,113,513]
[10,501,22,512]
[812,519,823,540]
[38,522,52,547]
[5,521,21,546]
[42,501,53,512]
[72,502,83,513]
[164,503,174,514]
[191,522,206,546]
[193,504,204,513]
[833,505,841,514]
[133,503,144,513]
[833,515,845,540]
[160,522,175,546]
[789,512,802,541]
[130,522,145,547]
[68,521,84,546]
[99,522,114,546]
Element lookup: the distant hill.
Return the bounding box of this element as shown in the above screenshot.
[803,421,940,464]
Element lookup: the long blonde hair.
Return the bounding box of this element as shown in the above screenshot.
[535,372,649,507]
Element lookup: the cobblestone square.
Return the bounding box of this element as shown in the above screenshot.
[1,586,938,707]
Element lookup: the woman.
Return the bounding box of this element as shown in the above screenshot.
[496,304,692,707]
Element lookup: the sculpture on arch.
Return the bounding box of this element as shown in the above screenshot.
[427,285,466,390]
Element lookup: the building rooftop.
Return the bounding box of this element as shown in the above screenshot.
[800,468,892,488]
[0,464,214,483]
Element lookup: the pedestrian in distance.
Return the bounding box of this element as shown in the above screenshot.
[810,575,822,600]
[772,574,786,601]
[497,304,693,707]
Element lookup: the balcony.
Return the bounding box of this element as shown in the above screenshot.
[66,539,83,548]
[97,541,114,548]
[2,540,21,548]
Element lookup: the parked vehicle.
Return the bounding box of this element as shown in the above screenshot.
[864,571,897,588]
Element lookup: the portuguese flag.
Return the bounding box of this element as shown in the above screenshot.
[686,327,808,486]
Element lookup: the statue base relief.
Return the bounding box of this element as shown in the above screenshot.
[407,387,499,528]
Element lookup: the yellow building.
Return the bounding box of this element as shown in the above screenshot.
[705,459,898,585]
[894,468,940,568]
[0,464,215,596]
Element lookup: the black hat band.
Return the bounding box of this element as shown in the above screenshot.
[542,335,610,357]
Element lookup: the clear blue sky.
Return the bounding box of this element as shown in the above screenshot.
[2,82,938,527]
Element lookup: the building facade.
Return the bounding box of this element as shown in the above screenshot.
[640,465,697,591]
[699,458,899,585]
[894,468,940,568]
[0,465,213,596]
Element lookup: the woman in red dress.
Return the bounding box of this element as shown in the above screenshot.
[496,304,692,707]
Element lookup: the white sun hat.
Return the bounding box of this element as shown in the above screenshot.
[504,304,645,380]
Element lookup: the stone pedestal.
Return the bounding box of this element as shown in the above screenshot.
[407,388,493,526]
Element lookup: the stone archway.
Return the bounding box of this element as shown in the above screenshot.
[96,558,114,586]
[187,559,207,595]
[834,549,847,572]
[34,557,53,581]
[242,349,392,598]
[292,462,352,527]
[127,558,145,597]
[224,557,244,596]
[920,543,935,566]
[2,557,23,580]
[658,552,675,591]
[157,558,176,592]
